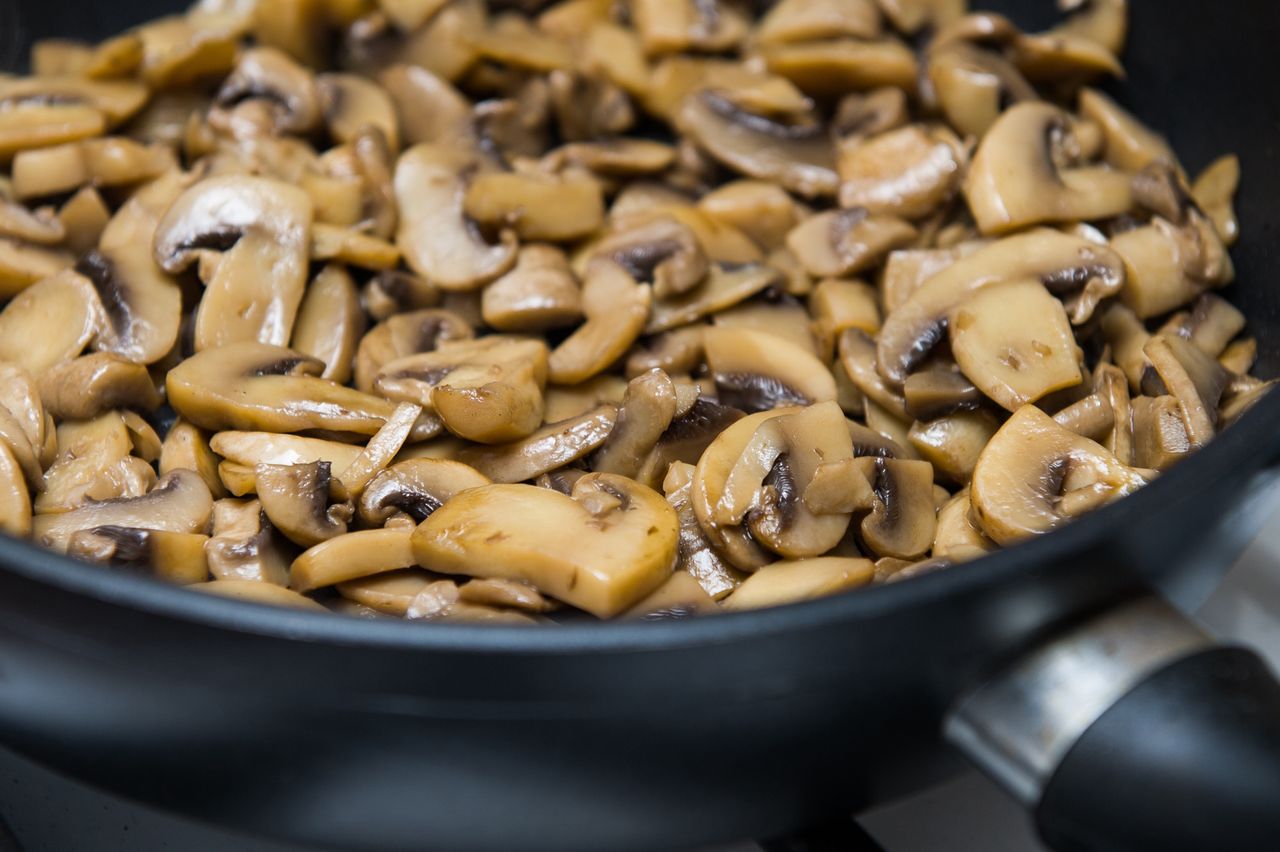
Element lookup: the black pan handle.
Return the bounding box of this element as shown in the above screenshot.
[946,597,1280,852]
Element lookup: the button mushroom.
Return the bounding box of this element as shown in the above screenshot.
[160,419,227,500]
[590,216,710,300]
[481,245,584,332]
[358,458,491,526]
[705,326,837,412]
[36,353,164,421]
[212,47,322,136]
[1143,333,1229,448]
[463,170,605,243]
[254,461,351,547]
[0,442,33,536]
[0,269,104,375]
[206,498,291,586]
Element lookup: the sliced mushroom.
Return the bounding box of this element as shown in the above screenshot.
[167,343,407,437]
[135,15,239,90]
[543,375,630,424]
[757,0,882,43]
[0,269,103,375]
[402,578,543,624]
[543,139,677,178]
[698,180,801,252]
[880,242,988,313]
[1129,394,1190,471]
[9,136,171,202]
[759,39,919,97]
[394,144,518,291]
[593,370,679,478]
[786,207,917,278]
[0,443,33,536]
[463,170,604,243]
[37,353,163,421]
[837,125,967,219]
[627,326,706,377]
[362,270,442,323]
[970,404,1152,544]
[254,461,350,548]
[622,569,719,619]
[481,245,584,332]
[1191,154,1240,247]
[211,47,321,137]
[634,398,745,490]
[933,488,996,562]
[875,0,966,33]
[722,556,874,611]
[902,369,981,420]
[705,326,837,412]
[205,498,290,586]
[359,458,491,526]
[334,402,424,498]
[927,43,1037,139]
[548,259,652,385]
[964,102,1134,235]
[290,265,365,386]
[354,309,476,393]
[192,579,326,611]
[0,198,65,245]
[908,409,1001,484]
[0,74,148,153]
[1112,211,1233,320]
[36,412,155,514]
[159,419,227,500]
[632,0,749,55]
[1077,88,1176,174]
[333,567,435,615]
[153,175,313,350]
[316,72,400,152]
[455,404,618,483]
[715,296,821,357]
[590,217,710,300]
[837,328,910,418]
[0,239,75,300]
[855,456,937,559]
[1143,333,1229,448]
[661,460,745,600]
[68,524,210,584]
[1220,338,1257,377]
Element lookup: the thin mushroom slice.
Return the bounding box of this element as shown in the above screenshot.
[627,326,706,378]
[359,459,491,526]
[455,404,619,484]
[1143,334,1229,448]
[255,462,350,547]
[1131,395,1191,471]
[160,420,227,500]
[291,265,365,385]
[722,556,874,612]
[548,260,652,385]
[756,0,883,43]
[206,498,290,586]
[394,144,517,292]
[1192,154,1240,247]
[354,309,476,393]
[0,269,104,375]
[543,139,677,178]
[662,461,745,600]
[704,327,837,412]
[633,398,745,490]
[9,138,175,201]
[335,403,424,498]
[405,580,542,624]
[37,353,163,421]
[317,73,401,152]
[361,270,442,323]
[153,175,313,350]
[0,199,65,245]
[209,431,366,473]
[413,473,679,618]
[457,578,558,613]
[908,409,1000,485]
[543,375,630,424]
[698,181,802,253]
[0,239,75,300]
[1077,88,1177,174]
[463,171,605,242]
[623,570,720,620]
[482,246,583,333]
[632,0,749,54]
[67,527,210,585]
[970,405,1152,545]
[0,102,106,162]
[786,207,917,278]
[593,369,679,478]
[964,102,1133,235]
[194,580,326,611]
[875,0,966,34]
[856,456,938,560]
[759,40,919,98]
[837,328,910,419]
[927,44,1037,139]
[212,47,322,136]
[590,217,710,300]
[902,370,980,421]
[933,488,997,563]
[37,412,155,514]
[1049,0,1127,55]
[0,443,33,536]
[291,527,418,592]
[837,125,968,219]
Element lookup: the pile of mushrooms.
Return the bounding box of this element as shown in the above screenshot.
[0,0,1267,623]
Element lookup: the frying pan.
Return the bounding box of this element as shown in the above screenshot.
[3,2,1280,851]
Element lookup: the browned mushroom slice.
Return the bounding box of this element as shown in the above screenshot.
[1010,29,1123,83]
[0,239,75,300]
[837,328,909,418]
[32,33,144,79]
[463,170,604,243]
[0,442,32,536]
[902,370,981,420]
[354,309,475,393]
[1192,154,1240,247]
[574,21,649,97]
[544,139,676,179]
[853,456,937,559]
[333,402,424,498]
[590,217,710,300]
[1090,363,1133,464]
[875,0,966,33]
[757,0,882,43]
[394,144,518,291]
[677,91,838,198]
[627,326,706,378]
[714,296,821,358]
[212,47,321,136]
[877,229,1125,386]
[377,63,475,149]
[167,343,406,437]
[310,224,400,270]
[316,72,400,153]
[697,181,801,253]
[33,469,214,553]
[1052,389,1116,443]
[970,404,1152,544]
[288,265,365,386]
[0,363,49,466]
[135,15,238,90]
[1143,334,1229,448]
[0,198,65,245]
[786,208,917,279]
[359,458,491,526]
[154,175,313,350]
[880,242,988,314]
[37,353,163,421]
[13,134,176,200]
[948,279,1084,411]
[1112,211,1233,320]
[254,462,350,548]
[908,410,1001,484]
[1047,0,1127,54]
[56,188,109,256]
[193,579,326,611]
[1129,395,1190,471]
[405,579,543,624]
[964,102,1133,235]
[481,245,583,333]
[0,405,44,492]
[705,326,837,412]
[334,567,435,615]
[623,570,720,619]
[361,270,441,323]
[37,412,157,513]
[68,526,210,585]
[0,73,146,136]
[159,419,227,500]
[290,526,417,592]
[760,39,918,97]
[0,269,103,374]
[661,461,745,599]
[548,260,651,385]
[632,0,748,54]
[722,556,874,611]
[1077,88,1176,174]
[837,125,967,219]
[1169,294,1246,358]
[927,44,1037,139]
[456,404,619,484]
[543,375,629,424]
[593,370,679,478]
[211,432,364,490]
[933,488,996,563]
[206,498,290,586]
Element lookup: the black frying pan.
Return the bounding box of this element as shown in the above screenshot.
[3,2,1280,851]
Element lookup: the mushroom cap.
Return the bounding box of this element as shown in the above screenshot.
[704,326,837,412]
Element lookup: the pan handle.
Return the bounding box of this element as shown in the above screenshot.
[945,596,1280,852]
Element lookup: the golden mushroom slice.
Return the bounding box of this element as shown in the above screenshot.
[0,269,104,374]
[590,217,710,300]
[291,527,418,592]
[698,180,802,252]
[855,456,938,559]
[36,353,163,421]
[1111,204,1232,320]
[206,498,290,586]
[714,297,820,357]
[970,405,1153,545]
[0,74,148,159]
[394,144,517,291]
[167,343,406,437]
[193,580,326,611]
[359,458,491,526]
[543,139,677,177]
[135,15,238,90]
[255,462,351,547]
[837,124,968,219]
[927,43,1037,139]
[543,375,629,424]
[661,461,745,600]
[759,39,918,97]
[593,369,679,478]
[1078,88,1176,174]
[354,309,475,393]
[876,0,966,33]
[548,260,652,385]
[67,526,210,585]
[37,412,155,514]
[317,72,401,152]
[837,328,909,418]
[1143,334,1230,448]
[1178,294,1247,358]
[463,170,605,243]
[786,207,917,278]
[902,370,981,420]
[212,47,322,136]
[876,229,1126,386]
[290,265,365,385]
[9,138,175,201]
[1131,395,1191,471]
[0,198,65,245]
[58,188,111,255]
[334,401,424,499]
[623,570,720,619]
[757,0,882,43]
[455,404,619,484]
[405,579,543,624]
[378,64,474,150]
[0,405,45,491]
[704,326,837,412]
[908,410,1001,485]
[153,175,314,350]
[0,239,75,300]
[33,469,215,554]
[632,0,749,54]
[481,245,583,333]
[376,337,549,444]
[933,488,996,563]
[722,556,874,611]
[209,431,366,472]
[1192,154,1240,247]
[627,326,706,377]
[964,102,1134,235]
[160,420,227,500]
[0,442,32,536]
[413,473,679,618]
[948,279,1084,411]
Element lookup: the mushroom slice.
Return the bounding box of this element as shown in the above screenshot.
[760,39,919,97]
[334,402,424,498]
[213,47,322,136]
[544,139,677,177]
[336,568,437,616]
[578,22,650,97]
[1052,391,1116,443]
[1112,210,1233,320]
[378,64,474,150]
[33,469,215,554]
[10,137,175,202]
[206,498,290,586]
[135,16,238,90]
[0,443,33,536]
[67,526,210,585]
[757,0,882,43]
[463,171,604,242]
[290,527,417,593]
[317,72,400,152]
[705,327,837,412]
[927,44,1037,139]
[255,462,350,548]
[622,570,719,619]
[856,456,937,559]
[877,229,1125,386]
[933,488,996,563]
[1130,395,1191,471]
[394,144,518,291]
[964,102,1134,235]
[786,207,917,278]
[53,187,107,252]
[627,326,707,377]
[482,245,583,332]
[210,431,367,474]
[1049,0,1127,55]
[311,224,401,270]
[414,473,678,618]
[167,343,405,437]
[1178,294,1247,358]
[359,459,491,526]
[1077,88,1176,174]
[875,0,966,33]
[362,270,442,323]
[0,198,65,245]
[970,404,1152,545]
[722,556,874,611]
[662,461,744,600]
[837,328,909,418]
[838,125,968,219]
[1010,31,1123,83]
[0,239,75,300]
[193,580,326,611]
[543,376,630,424]
[0,364,48,465]
[594,369,679,478]
[715,297,821,357]
[1093,364,1134,465]
[902,370,981,420]
[0,404,44,491]
[1192,154,1240,247]
[677,91,838,198]
[948,279,1084,411]
[1143,334,1229,448]
[0,269,103,374]
[0,101,106,162]
[455,404,618,484]
[632,0,749,54]
[465,12,574,71]
[37,353,163,421]
[698,181,801,253]
[548,260,652,385]
[37,412,155,514]
[908,410,1000,484]
[591,217,710,300]
[154,175,313,350]
[160,420,227,500]
[376,338,549,444]
[354,309,475,393]
[404,579,543,624]
[290,265,365,386]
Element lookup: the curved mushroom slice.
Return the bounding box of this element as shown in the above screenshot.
[1177,294,1247,358]
[837,328,910,418]
[317,72,400,152]
[359,458,491,526]
[10,138,175,202]
[58,188,111,256]
[948,279,1084,411]
[1130,395,1191,471]
[354,309,475,393]
[632,0,748,54]
[1077,88,1176,174]
[394,144,518,292]
[413,473,679,618]
[0,368,50,470]
[333,568,435,615]
[714,296,822,358]
[153,175,313,350]
[677,91,838,198]
[1050,0,1128,58]
[1051,390,1116,443]
[37,353,163,422]
[0,102,106,162]
[543,375,630,424]
[362,270,442,323]
[0,269,104,375]
[192,580,326,611]
[1091,363,1134,464]
[590,217,710,300]
[593,370,679,478]
[255,461,351,547]
[167,343,405,437]
[206,498,290,586]
[135,15,238,90]
[289,527,417,593]
[786,207,917,278]
[548,260,652,385]
[854,456,937,559]
[0,199,65,245]
[455,404,619,484]
[634,398,745,490]
[67,526,210,585]
[964,102,1134,235]
[933,488,996,563]
[877,229,1125,386]
[0,443,33,536]
[547,70,635,143]
[37,413,155,514]
[927,44,1037,139]
[290,265,365,385]
[902,370,981,420]
[627,326,706,378]
[578,22,650,97]
[908,410,1000,485]
[482,245,583,332]
[837,125,968,219]
[661,461,745,600]
[970,404,1152,545]
[704,327,837,412]
[377,65,474,150]
[160,420,227,500]
[0,75,148,154]
[1010,30,1123,83]
[698,180,801,253]
[376,338,549,444]
[875,0,966,33]
[1192,154,1240,247]
[0,239,75,300]
[33,469,214,554]
[1112,210,1232,320]
[760,39,919,97]
[721,556,874,611]
[333,402,424,499]
[0,406,45,492]
[405,579,544,624]
[212,47,322,136]
[310,224,400,270]
[543,139,677,178]
[757,0,882,43]
[463,170,604,243]
[622,570,719,619]
[1143,334,1229,448]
